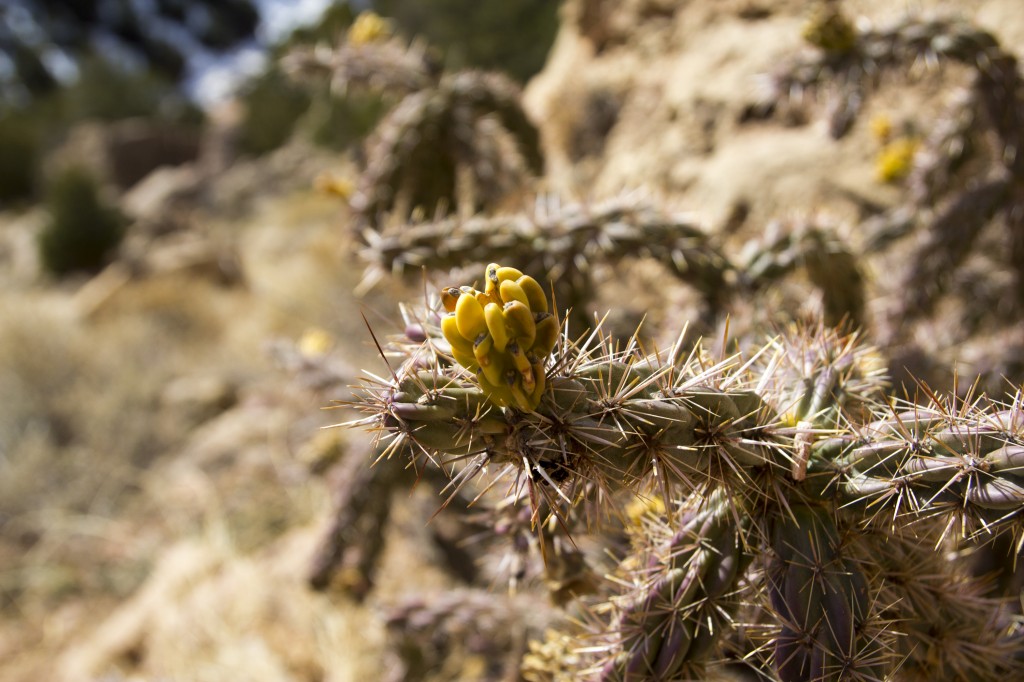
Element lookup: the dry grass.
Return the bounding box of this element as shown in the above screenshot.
[0,186,421,680]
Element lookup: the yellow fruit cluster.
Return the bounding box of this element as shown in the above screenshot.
[439,264,558,410]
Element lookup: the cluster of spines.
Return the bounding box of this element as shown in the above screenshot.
[440,264,558,410]
[807,400,1024,539]
[866,533,1024,681]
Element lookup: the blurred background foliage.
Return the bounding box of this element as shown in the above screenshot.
[37,165,126,275]
[373,0,559,82]
[0,0,559,205]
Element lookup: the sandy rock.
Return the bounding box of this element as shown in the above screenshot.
[527,0,1024,225]
[121,165,205,235]
[54,527,383,682]
[159,374,238,424]
[46,119,201,192]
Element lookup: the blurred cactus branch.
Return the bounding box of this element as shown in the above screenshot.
[758,11,1018,140]
[361,196,870,328]
[739,221,866,327]
[283,37,438,97]
[866,532,1024,680]
[351,71,543,226]
[282,13,543,227]
[760,6,1024,338]
[870,54,1024,333]
[883,176,1010,327]
[307,441,404,599]
[359,195,733,322]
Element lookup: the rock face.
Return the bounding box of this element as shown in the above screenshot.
[526,0,1024,225]
[522,0,1024,394]
[45,119,202,191]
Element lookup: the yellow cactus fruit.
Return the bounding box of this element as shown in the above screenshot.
[473,331,494,368]
[440,264,556,411]
[499,279,530,307]
[484,302,510,352]
[455,290,488,340]
[529,361,547,406]
[531,313,559,358]
[479,352,508,389]
[517,275,548,314]
[440,287,462,313]
[478,374,514,408]
[503,300,536,350]
[484,263,501,297]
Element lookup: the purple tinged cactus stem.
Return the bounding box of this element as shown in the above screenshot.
[592,490,750,680]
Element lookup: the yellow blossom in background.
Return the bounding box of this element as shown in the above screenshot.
[314,172,355,199]
[869,113,894,142]
[347,11,391,46]
[625,495,667,529]
[876,137,920,183]
[298,327,334,357]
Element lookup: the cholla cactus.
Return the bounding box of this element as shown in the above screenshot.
[382,588,553,682]
[341,267,1024,680]
[756,6,1024,382]
[353,69,543,226]
[283,12,437,96]
[739,220,865,328]
[864,52,1024,347]
[283,12,543,226]
[758,6,1017,139]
